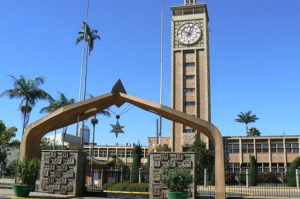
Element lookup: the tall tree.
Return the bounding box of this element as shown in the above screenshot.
[249,155,258,186]
[189,140,215,185]
[1,75,52,136]
[287,157,300,187]
[40,92,75,149]
[131,143,142,183]
[0,120,19,173]
[40,92,75,114]
[235,111,259,134]
[247,127,261,137]
[76,22,100,101]
[76,22,100,54]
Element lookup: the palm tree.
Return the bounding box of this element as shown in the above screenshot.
[248,127,261,137]
[40,92,75,149]
[76,22,100,54]
[76,22,100,101]
[1,75,52,136]
[235,111,259,134]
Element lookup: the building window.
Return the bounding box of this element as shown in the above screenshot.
[184,101,195,106]
[184,75,195,80]
[117,149,126,157]
[263,163,270,173]
[183,88,195,93]
[286,143,299,153]
[184,62,195,67]
[278,163,285,172]
[257,163,263,173]
[126,149,132,157]
[99,149,107,157]
[93,150,99,157]
[242,141,254,153]
[256,142,269,153]
[108,149,116,157]
[226,143,239,153]
[271,142,284,153]
[271,163,277,173]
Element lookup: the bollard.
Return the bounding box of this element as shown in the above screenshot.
[130,167,132,182]
[296,169,299,190]
[120,167,123,183]
[246,169,249,188]
[204,168,207,187]
[139,167,142,183]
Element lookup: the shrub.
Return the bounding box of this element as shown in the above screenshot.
[161,168,192,192]
[249,155,258,186]
[225,172,238,185]
[287,157,300,187]
[258,172,280,184]
[14,158,40,185]
[132,144,142,183]
[237,172,246,185]
[13,158,40,190]
[103,182,149,192]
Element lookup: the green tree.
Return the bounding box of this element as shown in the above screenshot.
[40,92,75,114]
[287,157,300,187]
[40,92,75,149]
[249,155,258,186]
[0,120,19,173]
[189,140,215,185]
[76,22,100,101]
[1,75,52,135]
[76,22,100,54]
[247,127,261,137]
[235,111,259,134]
[131,143,142,183]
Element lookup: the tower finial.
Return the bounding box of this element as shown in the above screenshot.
[184,0,197,5]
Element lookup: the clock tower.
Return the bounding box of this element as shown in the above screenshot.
[171,0,211,151]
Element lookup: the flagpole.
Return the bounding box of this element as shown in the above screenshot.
[159,0,164,145]
[77,0,90,137]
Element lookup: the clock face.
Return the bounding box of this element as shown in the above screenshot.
[177,22,201,45]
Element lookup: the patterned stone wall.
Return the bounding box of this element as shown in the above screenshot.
[149,153,195,199]
[40,150,85,196]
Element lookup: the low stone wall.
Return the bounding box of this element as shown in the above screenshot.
[39,150,85,196]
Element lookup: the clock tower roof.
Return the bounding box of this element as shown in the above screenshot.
[171,3,209,21]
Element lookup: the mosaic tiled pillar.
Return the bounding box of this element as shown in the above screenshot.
[39,150,85,196]
[149,152,195,199]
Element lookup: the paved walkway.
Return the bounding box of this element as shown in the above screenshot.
[0,189,114,199]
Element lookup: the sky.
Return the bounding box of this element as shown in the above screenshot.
[1,0,300,146]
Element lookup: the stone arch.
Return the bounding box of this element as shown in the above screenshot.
[19,83,225,199]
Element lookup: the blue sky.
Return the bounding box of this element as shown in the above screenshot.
[1,0,300,146]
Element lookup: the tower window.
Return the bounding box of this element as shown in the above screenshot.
[184,75,195,80]
[184,62,195,67]
[184,50,194,54]
[184,101,195,106]
[183,88,195,92]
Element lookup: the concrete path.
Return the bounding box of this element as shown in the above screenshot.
[0,189,115,199]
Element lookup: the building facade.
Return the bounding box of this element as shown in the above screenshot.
[224,136,300,173]
[83,144,148,165]
[171,0,211,151]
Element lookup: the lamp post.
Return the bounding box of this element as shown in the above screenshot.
[91,115,98,190]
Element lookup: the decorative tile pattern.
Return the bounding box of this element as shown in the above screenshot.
[149,153,195,199]
[40,151,84,195]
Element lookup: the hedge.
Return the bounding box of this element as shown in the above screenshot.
[103,182,149,192]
